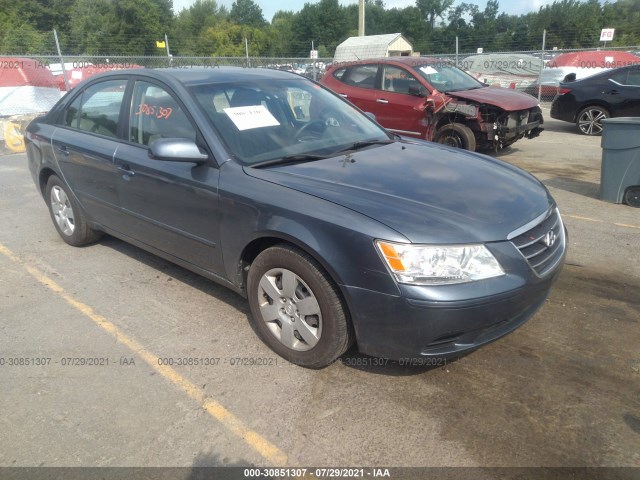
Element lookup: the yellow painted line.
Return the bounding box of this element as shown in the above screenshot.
[563,214,602,223]
[564,214,640,230]
[0,242,288,467]
[614,222,640,230]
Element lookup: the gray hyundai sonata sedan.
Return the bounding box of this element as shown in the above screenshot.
[25,67,566,368]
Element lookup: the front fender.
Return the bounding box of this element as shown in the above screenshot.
[217,161,405,298]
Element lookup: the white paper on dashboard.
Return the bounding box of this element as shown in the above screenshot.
[419,66,438,75]
[223,105,280,131]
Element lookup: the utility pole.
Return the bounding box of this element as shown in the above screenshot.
[53,29,69,91]
[165,33,172,66]
[537,29,546,103]
[358,0,365,36]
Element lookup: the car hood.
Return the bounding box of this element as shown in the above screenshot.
[449,86,539,111]
[244,142,554,244]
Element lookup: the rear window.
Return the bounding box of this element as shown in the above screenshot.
[342,65,378,89]
[60,79,127,138]
[332,68,346,80]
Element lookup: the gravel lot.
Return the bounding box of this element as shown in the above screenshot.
[1,108,639,474]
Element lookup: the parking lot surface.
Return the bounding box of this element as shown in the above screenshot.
[1,110,639,470]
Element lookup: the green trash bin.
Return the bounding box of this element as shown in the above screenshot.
[600,117,640,207]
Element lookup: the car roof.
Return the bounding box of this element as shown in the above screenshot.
[80,66,303,87]
[328,57,444,70]
[567,64,639,84]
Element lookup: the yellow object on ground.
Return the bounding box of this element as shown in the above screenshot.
[4,121,25,153]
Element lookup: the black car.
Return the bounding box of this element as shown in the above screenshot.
[551,65,640,135]
[25,68,566,368]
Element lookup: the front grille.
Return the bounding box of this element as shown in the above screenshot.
[511,208,565,276]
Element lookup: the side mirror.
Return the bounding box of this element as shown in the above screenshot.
[563,73,577,83]
[364,112,377,122]
[408,85,428,97]
[149,138,209,164]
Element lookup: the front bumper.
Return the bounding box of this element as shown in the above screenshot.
[344,235,565,360]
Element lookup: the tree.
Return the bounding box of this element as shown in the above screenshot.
[291,0,349,56]
[67,0,113,54]
[416,0,454,30]
[230,0,266,28]
[267,11,295,56]
[172,0,228,55]
[108,0,174,55]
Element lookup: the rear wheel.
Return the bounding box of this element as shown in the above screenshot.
[435,123,477,151]
[247,244,353,368]
[576,106,609,136]
[45,175,102,246]
[624,187,640,208]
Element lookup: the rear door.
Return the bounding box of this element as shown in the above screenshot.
[374,65,428,138]
[329,64,380,114]
[50,78,128,229]
[113,79,224,274]
[607,67,640,117]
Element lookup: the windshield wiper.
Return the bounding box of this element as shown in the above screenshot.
[334,138,394,154]
[250,153,331,168]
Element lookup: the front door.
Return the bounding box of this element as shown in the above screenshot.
[374,65,428,138]
[114,79,224,275]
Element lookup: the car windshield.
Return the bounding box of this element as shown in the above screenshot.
[189,78,391,165]
[411,63,485,92]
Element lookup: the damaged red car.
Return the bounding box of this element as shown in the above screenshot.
[321,57,544,151]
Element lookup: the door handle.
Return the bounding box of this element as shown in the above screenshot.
[376,99,389,104]
[605,89,619,95]
[57,145,70,157]
[339,93,348,98]
[117,164,135,177]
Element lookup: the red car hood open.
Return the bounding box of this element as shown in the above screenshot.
[449,86,539,111]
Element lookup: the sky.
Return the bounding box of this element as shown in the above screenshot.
[171,0,562,23]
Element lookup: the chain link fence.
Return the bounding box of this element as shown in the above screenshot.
[1,46,639,152]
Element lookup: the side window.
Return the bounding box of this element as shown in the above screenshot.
[624,69,640,86]
[332,68,347,80]
[63,94,82,129]
[62,79,127,137]
[381,66,421,95]
[609,70,628,84]
[129,81,196,146]
[343,65,378,89]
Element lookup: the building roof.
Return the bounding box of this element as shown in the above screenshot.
[333,34,413,63]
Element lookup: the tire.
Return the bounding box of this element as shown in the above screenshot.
[45,175,102,246]
[624,187,640,208]
[435,123,477,151]
[576,106,609,136]
[247,244,353,368]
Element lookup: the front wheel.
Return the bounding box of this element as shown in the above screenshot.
[45,175,102,246]
[576,106,609,136]
[435,123,477,151]
[247,244,353,368]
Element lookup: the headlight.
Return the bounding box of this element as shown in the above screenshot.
[376,241,505,285]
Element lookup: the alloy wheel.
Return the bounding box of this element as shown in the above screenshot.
[50,185,75,236]
[256,268,322,351]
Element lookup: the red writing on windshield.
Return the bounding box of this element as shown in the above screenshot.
[135,103,173,120]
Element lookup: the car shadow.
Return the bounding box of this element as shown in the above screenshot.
[98,235,250,315]
[335,343,472,377]
[544,176,601,199]
[97,235,476,377]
